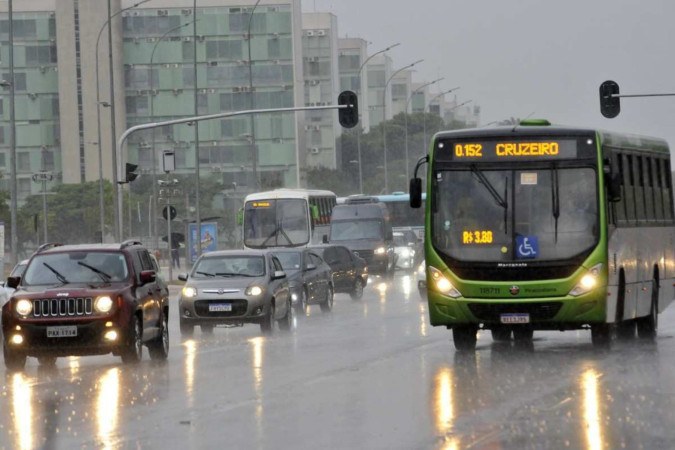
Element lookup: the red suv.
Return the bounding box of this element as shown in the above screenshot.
[1,241,169,370]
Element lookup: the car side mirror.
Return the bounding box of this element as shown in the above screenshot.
[410,178,423,208]
[6,276,20,289]
[139,270,156,285]
[178,273,188,282]
[322,234,328,244]
[272,270,286,280]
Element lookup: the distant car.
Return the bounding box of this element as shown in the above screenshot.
[393,230,418,270]
[1,241,170,371]
[311,244,368,300]
[417,259,427,299]
[271,248,334,314]
[178,250,292,336]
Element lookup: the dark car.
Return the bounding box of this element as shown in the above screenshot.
[311,244,368,300]
[1,241,170,371]
[178,250,292,336]
[271,248,334,314]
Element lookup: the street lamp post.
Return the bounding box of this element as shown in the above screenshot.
[247,0,262,190]
[354,42,400,194]
[32,171,53,243]
[423,87,460,152]
[96,0,149,243]
[403,78,443,180]
[7,0,17,265]
[382,59,423,193]
[150,21,195,251]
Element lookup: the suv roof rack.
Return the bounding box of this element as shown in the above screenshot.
[35,242,63,254]
[120,240,143,250]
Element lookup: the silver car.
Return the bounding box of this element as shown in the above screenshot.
[178,250,292,336]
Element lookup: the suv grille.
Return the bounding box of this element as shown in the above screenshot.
[354,249,373,260]
[32,298,94,317]
[467,302,562,322]
[194,299,248,317]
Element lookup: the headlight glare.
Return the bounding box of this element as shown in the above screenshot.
[94,296,114,313]
[569,263,603,296]
[428,266,461,298]
[182,286,197,298]
[374,247,386,255]
[15,299,32,316]
[246,285,263,296]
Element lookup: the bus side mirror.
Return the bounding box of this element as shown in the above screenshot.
[236,208,243,226]
[607,172,622,202]
[410,178,422,208]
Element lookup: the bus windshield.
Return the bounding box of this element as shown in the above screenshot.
[330,219,383,241]
[432,165,598,262]
[244,199,310,248]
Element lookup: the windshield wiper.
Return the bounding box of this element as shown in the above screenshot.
[43,262,69,284]
[471,165,509,233]
[78,261,111,282]
[551,165,560,243]
[214,272,239,277]
[261,222,294,246]
[195,271,215,277]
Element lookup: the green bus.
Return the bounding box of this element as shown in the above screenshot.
[409,119,675,350]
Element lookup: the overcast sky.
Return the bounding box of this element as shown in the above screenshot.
[303,0,675,150]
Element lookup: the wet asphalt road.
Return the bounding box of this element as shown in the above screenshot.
[2,272,675,449]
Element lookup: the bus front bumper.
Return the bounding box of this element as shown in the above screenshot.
[427,290,606,330]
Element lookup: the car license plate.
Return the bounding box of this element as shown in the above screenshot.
[209,303,232,312]
[500,313,530,324]
[46,326,78,338]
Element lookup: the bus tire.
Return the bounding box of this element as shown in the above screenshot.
[490,327,512,342]
[591,323,612,349]
[616,320,636,340]
[513,327,533,343]
[637,279,658,340]
[452,326,478,352]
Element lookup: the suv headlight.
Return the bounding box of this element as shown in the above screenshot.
[94,296,114,313]
[15,299,32,316]
[182,286,197,298]
[569,263,603,297]
[245,285,263,296]
[429,266,461,298]
[374,247,386,255]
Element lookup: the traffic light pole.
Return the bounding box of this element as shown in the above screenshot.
[600,80,675,118]
[115,100,356,242]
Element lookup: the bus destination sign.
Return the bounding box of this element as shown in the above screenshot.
[439,139,578,161]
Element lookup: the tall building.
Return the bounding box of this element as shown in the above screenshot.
[301,12,340,169]
[390,69,412,117]
[365,53,392,128]
[337,37,369,131]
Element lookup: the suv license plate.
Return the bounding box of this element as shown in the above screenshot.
[500,313,530,324]
[46,326,78,338]
[209,303,232,312]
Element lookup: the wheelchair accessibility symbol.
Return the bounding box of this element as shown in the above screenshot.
[516,235,538,259]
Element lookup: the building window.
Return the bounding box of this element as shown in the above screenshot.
[18,178,31,198]
[18,152,30,172]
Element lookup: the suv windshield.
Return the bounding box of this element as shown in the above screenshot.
[191,255,266,278]
[22,252,129,285]
[330,219,382,241]
[273,252,302,272]
[432,166,598,262]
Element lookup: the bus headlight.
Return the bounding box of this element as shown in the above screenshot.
[245,285,263,296]
[94,296,114,313]
[569,264,603,297]
[429,266,461,298]
[15,299,32,316]
[182,286,197,298]
[374,247,386,255]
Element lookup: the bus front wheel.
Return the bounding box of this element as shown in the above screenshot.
[591,324,612,349]
[452,326,478,352]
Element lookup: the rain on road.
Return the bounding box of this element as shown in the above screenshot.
[2,272,675,449]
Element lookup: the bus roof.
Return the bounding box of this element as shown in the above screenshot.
[245,188,337,202]
[432,123,669,154]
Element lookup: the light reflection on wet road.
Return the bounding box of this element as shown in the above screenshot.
[2,272,675,449]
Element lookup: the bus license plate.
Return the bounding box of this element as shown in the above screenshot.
[46,326,78,338]
[500,313,530,324]
[209,303,232,312]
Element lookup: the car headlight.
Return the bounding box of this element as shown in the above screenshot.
[374,246,386,255]
[569,263,603,296]
[417,262,425,276]
[15,299,32,316]
[182,286,197,298]
[400,248,410,258]
[94,296,114,313]
[245,285,263,296]
[428,265,461,298]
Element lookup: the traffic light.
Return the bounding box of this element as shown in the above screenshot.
[599,80,620,118]
[338,90,359,128]
[125,162,139,183]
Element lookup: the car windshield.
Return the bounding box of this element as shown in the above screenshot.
[191,255,265,278]
[330,219,383,241]
[272,252,302,272]
[22,252,128,285]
